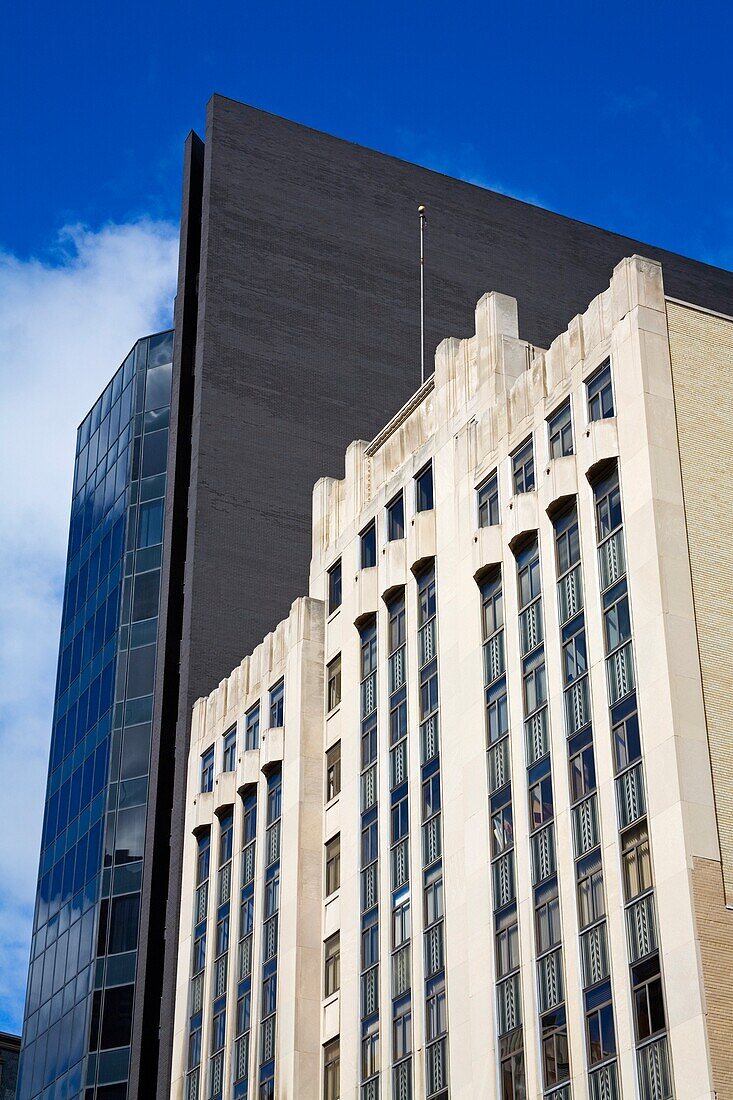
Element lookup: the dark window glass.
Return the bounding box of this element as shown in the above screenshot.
[495,905,520,978]
[131,569,160,622]
[137,499,164,548]
[108,893,140,954]
[324,1038,340,1100]
[114,805,145,864]
[632,955,666,1041]
[126,643,156,699]
[548,401,574,459]
[613,705,641,772]
[604,593,631,653]
[569,743,596,802]
[622,822,653,901]
[100,983,134,1049]
[120,723,150,781]
[201,747,214,793]
[269,679,284,728]
[327,560,342,613]
[324,934,340,997]
[387,492,405,540]
[415,463,434,512]
[542,1007,570,1088]
[244,705,260,750]
[325,835,340,896]
[141,428,168,478]
[529,774,553,830]
[327,655,342,712]
[587,362,615,421]
[555,507,580,575]
[512,438,535,494]
[219,812,234,866]
[360,521,377,568]
[326,743,341,802]
[478,471,500,527]
[594,471,622,540]
[223,726,236,772]
[535,878,561,953]
[586,980,616,1065]
[577,850,605,928]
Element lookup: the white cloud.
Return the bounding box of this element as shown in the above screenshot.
[0,220,178,1032]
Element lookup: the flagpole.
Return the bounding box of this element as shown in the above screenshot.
[418,205,426,385]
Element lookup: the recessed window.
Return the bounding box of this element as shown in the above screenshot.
[327,559,342,614]
[200,747,214,793]
[547,401,574,459]
[325,835,341,896]
[269,679,284,728]
[360,521,377,569]
[585,980,616,1066]
[393,998,412,1060]
[541,1006,570,1089]
[327,655,342,712]
[512,438,535,495]
[535,877,561,953]
[387,491,405,541]
[632,954,666,1042]
[495,904,519,978]
[577,850,605,929]
[568,741,596,802]
[477,470,500,528]
[324,933,340,996]
[244,704,260,751]
[587,361,615,421]
[325,742,341,802]
[415,463,434,512]
[621,821,652,901]
[323,1037,340,1100]
[612,700,641,772]
[222,725,237,772]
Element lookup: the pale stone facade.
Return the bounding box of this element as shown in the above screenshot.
[171,256,732,1100]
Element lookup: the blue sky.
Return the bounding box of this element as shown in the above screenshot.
[0,0,731,1036]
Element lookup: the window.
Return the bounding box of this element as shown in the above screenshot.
[424,867,444,927]
[422,772,441,820]
[500,1041,525,1100]
[535,878,561,953]
[362,817,379,865]
[327,655,342,712]
[325,835,341,896]
[425,975,447,1040]
[415,463,434,512]
[632,954,666,1042]
[362,915,379,969]
[481,574,503,640]
[612,702,641,772]
[604,593,631,655]
[594,471,622,540]
[326,742,341,802]
[523,652,547,715]
[391,792,409,845]
[327,560,342,613]
[269,679,284,728]
[569,742,596,802]
[585,980,616,1066]
[495,905,520,978]
[491,801,514,857]
[387,492,405,541]
[324,1038,340,1100]
[548,401,574,459]
[621,822,652,901]
[215,911,230,957]
[222,726,236,772]
[562,621,587,684]
[529,774,554,830]
[587,361,614,421]
[360,521,377,568]
[362,1022,379,1080]
[200,747,214,793]
[324,933,340,997]
[219,811,233,866]
[193,927,206,974]
[393,998,412,1060]
[477,471,500,528]
[517,545,541,609]
[486,682,509,744]
[196,831,211,886]
[512,438,535,495]
[577,850,605,928]
[541,1007,570,1088]
[555,506,580,576]
[393,897,411,947]
[244,704,260,751]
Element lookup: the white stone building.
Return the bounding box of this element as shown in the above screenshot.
[171,256,733,1100]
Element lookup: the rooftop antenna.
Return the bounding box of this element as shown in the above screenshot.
[418,205,427,385]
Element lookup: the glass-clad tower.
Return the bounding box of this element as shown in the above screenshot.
[18,331,173,1100]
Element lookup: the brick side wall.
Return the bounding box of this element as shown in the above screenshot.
[668,301,733,1099]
